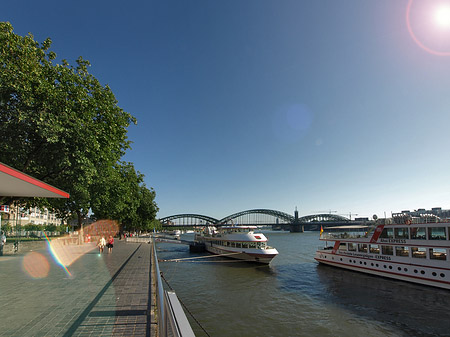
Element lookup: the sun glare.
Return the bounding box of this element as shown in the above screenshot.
[407,0,450,56]
[434,4,450,28]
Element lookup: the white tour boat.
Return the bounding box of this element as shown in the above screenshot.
[195,225,279,264]
[315,214,450,289]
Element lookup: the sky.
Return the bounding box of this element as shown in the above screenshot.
[4,0,450,220]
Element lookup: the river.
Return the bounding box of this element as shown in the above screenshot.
[157,231,450,337]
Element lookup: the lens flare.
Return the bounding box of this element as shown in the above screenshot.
[406,0,450,56]
[271,103,313,144]
[22,252,50,279]
[434,4,450,28]
[43,232,72,277]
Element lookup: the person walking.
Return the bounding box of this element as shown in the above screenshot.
[98,236,106,253]
[107,235,114,253]
[0,231,6,256]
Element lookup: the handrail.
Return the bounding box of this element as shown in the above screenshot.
[164,291,195,337]
[152,238,195,337]
[152,238,165,336]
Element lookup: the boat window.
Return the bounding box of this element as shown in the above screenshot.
[323,226,369,240]
[429,248,447,260]
[369,245,380,254]
[411,247,427,258]
[358,244,368,253]
[236,242,242,248]
[410,227,426,240]
[338,242,346,251]
[380,227,394,239]
[348,243,357,251]
[394,228,409,239]
[428,227,446,240]
[381,245,393,255]
[395,246,409,257]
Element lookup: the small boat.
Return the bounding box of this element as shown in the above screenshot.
[195,225,278,264]
[315,214,450,289]
[161,230,181,240]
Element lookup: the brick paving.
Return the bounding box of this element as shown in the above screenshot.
[0,240,156,337]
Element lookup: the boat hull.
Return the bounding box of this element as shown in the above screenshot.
[315,250,450,290]
[205,244,277,264]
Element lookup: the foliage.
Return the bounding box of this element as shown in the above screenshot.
[1,223,12,234]
[135,186,159,231]
[0,22,156,226]
[146,219,163,232]
[44,224,58,232]
[90,162,158,232]
[23,223,42,231]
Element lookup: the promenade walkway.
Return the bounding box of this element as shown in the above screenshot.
[0,240,156,336]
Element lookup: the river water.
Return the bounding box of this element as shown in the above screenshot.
[157,231,450,337]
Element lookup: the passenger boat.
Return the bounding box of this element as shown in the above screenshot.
[315,214,450,289]
[195,225,279,264]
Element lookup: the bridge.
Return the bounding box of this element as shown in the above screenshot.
[159,209,354,232]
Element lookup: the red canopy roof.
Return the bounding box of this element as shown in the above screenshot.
[0,162,70,198]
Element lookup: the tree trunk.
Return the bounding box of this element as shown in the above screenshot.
[77,210,84,245]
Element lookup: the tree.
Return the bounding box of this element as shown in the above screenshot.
[135,185,158,231]
[90,162,158,232]
[0,22,137,226]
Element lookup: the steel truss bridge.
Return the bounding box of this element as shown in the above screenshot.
[159,209,352,230]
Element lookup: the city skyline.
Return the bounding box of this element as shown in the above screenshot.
[4,1,450,220]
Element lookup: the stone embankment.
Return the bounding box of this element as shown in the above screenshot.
[2,240,47,255]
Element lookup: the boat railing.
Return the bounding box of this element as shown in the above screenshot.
[152,238,195,337]
[321,232,367,240]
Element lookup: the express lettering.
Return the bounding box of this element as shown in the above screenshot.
[375,255,392,261]
[380,238,406,244]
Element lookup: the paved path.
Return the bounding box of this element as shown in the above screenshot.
[0,240,156,336]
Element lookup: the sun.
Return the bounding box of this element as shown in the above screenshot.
[434,4,450,29]
[406,0,450,56]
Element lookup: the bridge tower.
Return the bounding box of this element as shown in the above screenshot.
[290,207,304,233]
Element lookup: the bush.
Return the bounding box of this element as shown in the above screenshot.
[24,223,43,231]
[44,224,58,232]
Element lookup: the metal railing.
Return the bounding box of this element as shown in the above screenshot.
[152,238,195,337]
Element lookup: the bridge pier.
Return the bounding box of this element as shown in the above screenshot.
[290,208,304,232]
[289,224,304,232]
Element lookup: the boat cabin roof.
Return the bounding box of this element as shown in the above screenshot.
[324,225,369,231]
[220,225,258,229]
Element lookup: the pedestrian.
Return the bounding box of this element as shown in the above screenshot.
[98,236,106,253]
[107,235,114,253]
[0,231,6,256]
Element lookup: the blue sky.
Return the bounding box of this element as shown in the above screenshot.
[4,0,450,220]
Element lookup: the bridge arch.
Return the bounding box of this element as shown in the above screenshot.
[218,209,295,224]
[159,214,219,225]
[299,213,350,222]
[159,211,351,227]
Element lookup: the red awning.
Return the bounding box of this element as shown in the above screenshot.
[0,162,70,198]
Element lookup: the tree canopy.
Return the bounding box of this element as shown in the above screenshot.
[0,22,158,231]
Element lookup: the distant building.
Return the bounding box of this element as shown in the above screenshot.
[395,207,450,219]
[2,205,65,227]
